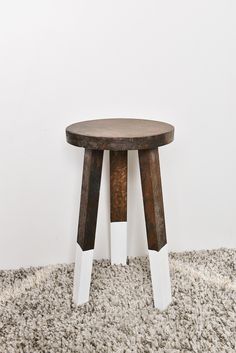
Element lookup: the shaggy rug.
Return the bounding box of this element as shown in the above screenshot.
[0,249,235,353]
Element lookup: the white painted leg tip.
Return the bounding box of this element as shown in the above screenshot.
[149,245,172,311]
[111,261,127,266]
[73,297,89,306]
[73,244,94,306]
[110,222,127,265]
[154,297,172,311]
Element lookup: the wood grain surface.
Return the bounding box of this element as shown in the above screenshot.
[77,149,103,250]
[139,149,167,251]
[66,118,174,150]
[110,151,127,222]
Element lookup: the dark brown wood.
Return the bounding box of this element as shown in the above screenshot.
[77,149,103,250]
[110,151,127,222]
[139,149,166,252]
[66,118,174,150]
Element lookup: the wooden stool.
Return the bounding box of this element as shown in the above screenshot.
[66,118,174,310]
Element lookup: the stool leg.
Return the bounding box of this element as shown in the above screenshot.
[110,150,128,265]
[73,149,103,305]
[139,149,172,311]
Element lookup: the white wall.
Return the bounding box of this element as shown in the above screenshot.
[0,1,235,269]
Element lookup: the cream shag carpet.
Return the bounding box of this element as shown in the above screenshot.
[0,249,235,353]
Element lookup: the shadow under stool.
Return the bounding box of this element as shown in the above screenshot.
[66,118,174,311]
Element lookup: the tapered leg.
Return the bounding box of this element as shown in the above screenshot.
[139,149,171,310]
[73,149,103,305]
[110,150,128,265]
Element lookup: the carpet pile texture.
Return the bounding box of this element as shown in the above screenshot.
[0,248,235,353]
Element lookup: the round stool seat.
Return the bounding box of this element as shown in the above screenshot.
[66,118,174,150]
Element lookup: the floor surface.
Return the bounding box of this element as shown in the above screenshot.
[0,248,235,352]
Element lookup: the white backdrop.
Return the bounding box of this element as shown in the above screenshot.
[0,1,235,269]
